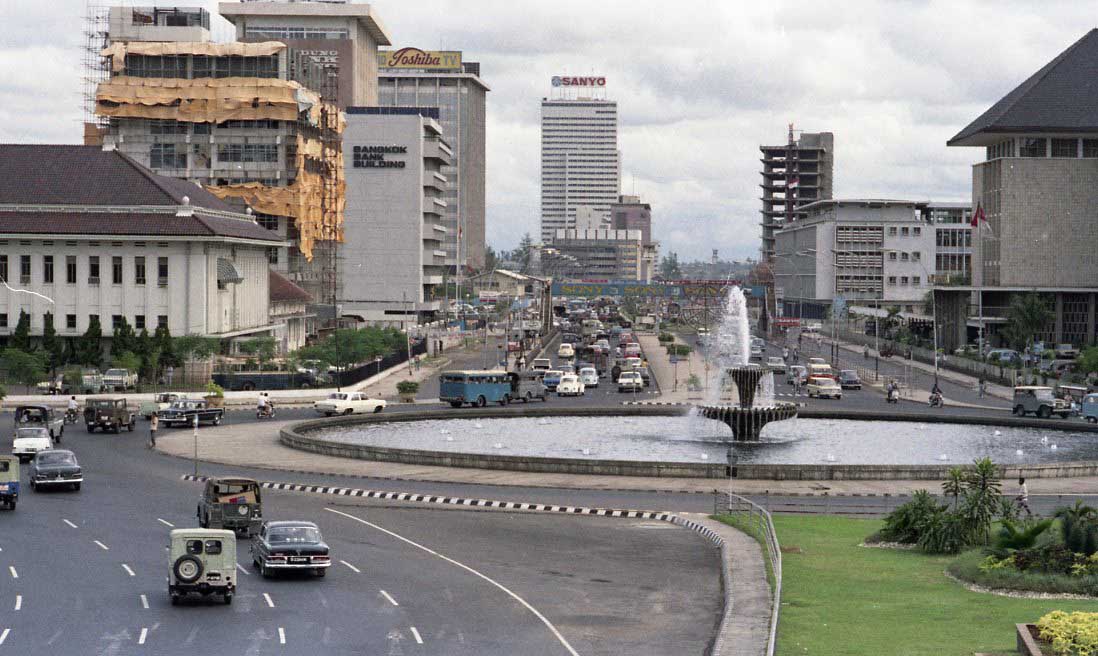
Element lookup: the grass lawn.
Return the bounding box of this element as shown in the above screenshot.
[772,514,1098,655]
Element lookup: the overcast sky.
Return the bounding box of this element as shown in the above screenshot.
[1,1,1088,261]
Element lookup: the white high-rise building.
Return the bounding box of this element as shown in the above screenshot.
[540,80,620,243]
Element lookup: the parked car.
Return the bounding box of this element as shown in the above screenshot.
[312,392,387,417]
[807,377,842,399]
[1082,393,1098,424]
[14,405,64,441]
[12,427,52,463]
[29,449,82,492]
[787,365,807,385]
[83,398,136,433]
[953,344,981,357]
[35,375,70,396]
[556,374,585,397]
[542,370,564,392]
[139,393,185,420]
[838,370,862,390]
[579,367,599,388]
[197,477,263,536]
[250,520,330,579]
[168,528,236,605]
[808,357,827,366]
[766,357,787,374]
[1038,359,1076,378]
[986,349,1021,365]
[1055,343,1080,360]
[0,456,19,509]
[618,371,644,393]
[102,368,138,391]
[1012,386,1071,419]
[159,399,225,427]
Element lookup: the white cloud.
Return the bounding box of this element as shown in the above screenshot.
[2,0,1090,262]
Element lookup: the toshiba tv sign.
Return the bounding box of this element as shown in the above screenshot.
[551,76,607,87]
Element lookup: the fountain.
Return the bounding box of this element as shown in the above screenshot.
[697,286,798,442]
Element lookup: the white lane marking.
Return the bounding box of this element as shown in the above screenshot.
[122,564,135,577]
[278,627,286,645]
[236,563,249,576]
[140,594,149,609]
[263,593,274,608]
[62,519,77,529]
[340,560,360,573]
[156,518,174,528]
[326,508,580,656]
[0,628,8,645]
[7,567,16,580]
[138,628,148,645]
[94,540,109,551]
[13,595,21,611]
[410,627,423,645]
[380,590,399,607]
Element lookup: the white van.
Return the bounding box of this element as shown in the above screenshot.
[531,358,552,371]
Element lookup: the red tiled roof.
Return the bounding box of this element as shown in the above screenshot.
[269,269,312,303]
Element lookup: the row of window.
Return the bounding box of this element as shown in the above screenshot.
[0,313,168,332]
[886,251,921,262]
[988,137,1098,160]
[0,255,168,286]
[148,119,282,135]
[886,226,922,237]
[245,26,349,40]
[936,229,973,248]
[887,276,922,286]
[122,54,279,80]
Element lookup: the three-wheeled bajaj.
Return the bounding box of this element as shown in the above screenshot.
[0,456,20,510]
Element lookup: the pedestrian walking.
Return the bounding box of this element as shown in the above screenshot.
[977,377,985,398]
[1016,477,1032,517]
[148,412,159,448]
[165,365,174,387]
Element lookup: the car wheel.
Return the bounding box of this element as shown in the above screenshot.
[450,402,463,408]
[315,568,327,578]
[173,555,204,584]
[1013,405,1025,417]
[242,382,256,392]
[170,593,180,606]
[373,406,384,413]
[1089,417,1097,424]
[325,412,334,417]
[223,592,233,605]
[476,396,487,408]
[499,395,510,406]
[260,561,270,578]
[29,480,35,492]
[1038,406,1052,419]
[343,408,354,416]
[86,425,95,433]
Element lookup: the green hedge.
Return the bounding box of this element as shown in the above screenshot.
[665,344,692,357]
[948,549,1098,596]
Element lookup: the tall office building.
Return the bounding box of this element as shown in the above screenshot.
[376,49,488,271]
[759,127,834,261]
[540,76,620,243]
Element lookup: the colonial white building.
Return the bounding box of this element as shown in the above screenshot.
[0,145,284,341]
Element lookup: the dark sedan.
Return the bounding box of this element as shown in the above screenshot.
[158,399,225,428]
[30,449,82,492]
[250,520,330,578]
[838,370,863,390]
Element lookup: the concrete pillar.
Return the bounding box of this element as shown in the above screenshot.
[1089,293,1096,346]
[1054,294,1064,344]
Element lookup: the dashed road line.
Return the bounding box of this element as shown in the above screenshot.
[236,563,250,576]
[94,540,109,551]
[263,593,274,608]
[138,628,147,645]
[62,519,77,529]
[410,627,423,645]
[156,518,174,528]
[278,627,286,645]
[379,590,399,607]
[7,567,16,580]
[0,629,8,645]
[122,564,135,577]
[140,594,149,610]
[340,560,360,573]
[328,508,580,656]
[13,596,20,611]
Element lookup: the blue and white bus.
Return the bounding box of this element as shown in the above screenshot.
[439,370,512,408]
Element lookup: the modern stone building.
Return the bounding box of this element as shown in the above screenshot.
[0,145,282,342]
[759,128,834,262]
[540,85,621,242]
[612,194,658,281]
[939,29,1098,350]
[376,49,488,272]
[338,107,450,327]
[549,228,644,281]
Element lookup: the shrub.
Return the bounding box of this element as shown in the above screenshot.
[918,509,974,555]
[666,344,692,357]
[1013,544,1079,576]
[204,381,225,397]
[879,490,942,544]
[995,518,1054,551]
[1056,501,1098,556]
[950,550,1098,597]
[1037,611,1098,656]
[396,380,419,395]
[657,332,674,343]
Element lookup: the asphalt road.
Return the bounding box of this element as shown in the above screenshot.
[0,420,721,656]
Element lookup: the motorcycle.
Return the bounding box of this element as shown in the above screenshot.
[256,404,277,420]
[64,408,79,425]
[886,388,900,404]
[928,392,944,408]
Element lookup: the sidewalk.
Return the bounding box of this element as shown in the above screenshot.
[639,334,721,404]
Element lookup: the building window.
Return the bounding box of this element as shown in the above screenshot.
[66,255,76,284]
[135,256,146,285]
[901,252,909,261]
[1019,137,1046,158]
[888,276,897,285]
[157,315,168,329]
[0,255,7,282]
[66,314,76,330]
[217,143,279,163]
[112,256,123,285]
[43,255,53,284]
[901,276,909,285]
[888,251,897,261]
[89,256,100,284]
[888,227,897,236]
[1084,139,1098,158]
[19,255,30,284]
[1051,138,1077,158]
[0,314,6,329]
[901,227,909,237]
[913,227,921,236]
[256,215,279,231]
[158,257,169,286]
[912,276,921,285]
[112,315,123,330]
[913,252,921,262]
[135,315,146,331]
[150,143,187,169]
[267,247,279,265]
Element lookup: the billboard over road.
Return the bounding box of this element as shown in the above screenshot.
[552,281,766,299]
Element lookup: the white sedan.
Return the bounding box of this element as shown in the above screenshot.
[556,374,585,397]
[13,427,52,463]
[313,392,388,417]
[579,367,599,388]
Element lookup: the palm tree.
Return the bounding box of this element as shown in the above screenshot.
[963,458,1002,545]
[1054,501,1098,555]
[941,467,966,509]
[1003,293,1053,351]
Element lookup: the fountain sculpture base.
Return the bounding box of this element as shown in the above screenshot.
[699,404,799,441]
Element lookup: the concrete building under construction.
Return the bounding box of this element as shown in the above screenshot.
[89,5,358,310]
[759,127,834,262]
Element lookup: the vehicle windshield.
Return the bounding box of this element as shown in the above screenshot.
[15,428,49,439]
[36,452,76,465]
[1034,389,1055,401]
[268,526,321,544]
[105,369,125,376]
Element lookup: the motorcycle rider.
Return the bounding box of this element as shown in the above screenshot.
[256,392,269,417]
[66,395,79,422]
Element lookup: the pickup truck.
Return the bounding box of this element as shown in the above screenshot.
[102,368,138,391]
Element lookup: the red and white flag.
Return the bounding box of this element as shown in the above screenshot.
[788,175,799,189]
[970,203,990,232]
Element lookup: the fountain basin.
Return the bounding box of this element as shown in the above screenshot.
[699,403,799,441]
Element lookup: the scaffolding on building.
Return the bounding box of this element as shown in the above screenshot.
[81,1,110,145]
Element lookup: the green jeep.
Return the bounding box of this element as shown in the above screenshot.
[197,478,263,536]
[168,528,236,605]
[84,398,136,433]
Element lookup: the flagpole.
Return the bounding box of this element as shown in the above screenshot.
[974,203,985,356]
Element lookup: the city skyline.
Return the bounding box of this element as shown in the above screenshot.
[1,0,1091,261]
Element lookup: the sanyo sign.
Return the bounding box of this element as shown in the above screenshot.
[551,76,607,87]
